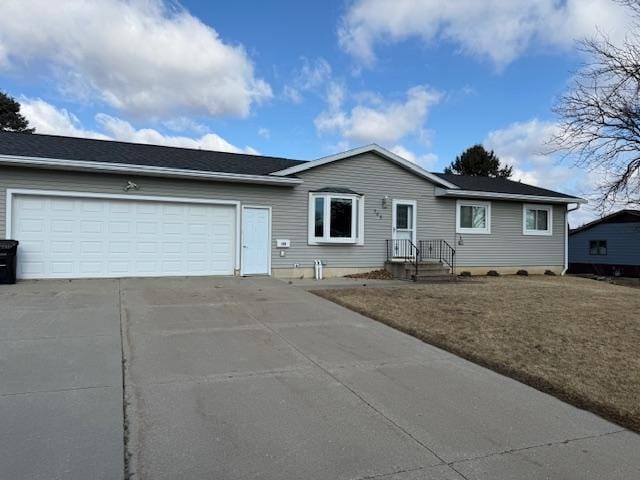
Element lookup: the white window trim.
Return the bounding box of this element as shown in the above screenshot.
[308,192,364,245]
[522,204,553,236]
[456,200,491,234]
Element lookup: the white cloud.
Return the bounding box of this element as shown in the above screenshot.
[162,117,208,135]
[482,118,614,225]
[338,0,630,68]
[315,84,441,144]
[485,119,559,170]
[0,0,271,118]
[20,98,110,140]
[21,98,256,154]
[390,145,438,170]
[484,119,576,189]
[258,127,270,139]
[283,57,332,103]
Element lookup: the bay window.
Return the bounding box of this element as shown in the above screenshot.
[309,192,364,244]
[456,200,491,234]
[523,204,552,235]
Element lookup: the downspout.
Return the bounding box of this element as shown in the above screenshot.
[562,203,581,275]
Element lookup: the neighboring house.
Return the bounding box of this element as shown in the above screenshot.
[0,132,585,280]
[569,210,640,277]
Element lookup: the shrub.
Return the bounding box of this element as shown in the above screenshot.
[487,270,500,276]
[517,270,529,276]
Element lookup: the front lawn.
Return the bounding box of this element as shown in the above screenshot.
[315,276,640,432]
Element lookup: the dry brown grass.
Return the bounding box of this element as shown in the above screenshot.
[315,276,640,432]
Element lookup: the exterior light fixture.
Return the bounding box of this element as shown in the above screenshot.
[123,181,139,192]
[382,195,390,208]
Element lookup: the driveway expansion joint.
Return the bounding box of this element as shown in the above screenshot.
[119,279,134,480]
[0,384,115,397]
[447,428,629,466]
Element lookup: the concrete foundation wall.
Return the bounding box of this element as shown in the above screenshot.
[457,265,563,276]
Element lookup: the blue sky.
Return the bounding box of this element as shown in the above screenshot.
[0,0,632,224]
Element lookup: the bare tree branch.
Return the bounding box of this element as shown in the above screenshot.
[552,0,640,210]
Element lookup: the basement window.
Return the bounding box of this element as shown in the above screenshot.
[308,192,364,244]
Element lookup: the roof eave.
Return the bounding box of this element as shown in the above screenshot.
[569,209,640,234]
[0,154,303,186]
[269,144,459,189]
[434,187,587,204]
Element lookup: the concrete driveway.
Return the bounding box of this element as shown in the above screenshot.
[2,276,639,479]
[0,279,123,479]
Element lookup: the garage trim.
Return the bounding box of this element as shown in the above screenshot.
[6,188,242,273]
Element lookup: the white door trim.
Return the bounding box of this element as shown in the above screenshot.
[6,188,241,272]
[391,199,417,244]
[240,205,272,276]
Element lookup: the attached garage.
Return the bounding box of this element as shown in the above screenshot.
[8,191,238,279]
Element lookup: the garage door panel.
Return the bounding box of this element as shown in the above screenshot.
[11,195,236,279]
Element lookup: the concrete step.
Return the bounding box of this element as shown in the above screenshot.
[412,265,450,272]
[411,274,456,283]
[405,266,450,275]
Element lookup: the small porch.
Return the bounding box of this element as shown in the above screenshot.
[385,239,456,282]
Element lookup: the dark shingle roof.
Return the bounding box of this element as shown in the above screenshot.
[0,133,580,200]
[570,209,640,234]
[432,173,577,199]
[0,131,305,175]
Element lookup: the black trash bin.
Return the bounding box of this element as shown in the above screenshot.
[0,240,19,284]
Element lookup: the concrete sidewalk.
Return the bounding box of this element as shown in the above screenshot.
[120,276,640,480]
[0,279,124,480]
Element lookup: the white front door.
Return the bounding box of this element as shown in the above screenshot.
[391,200,417,258]
[241,206,271,275]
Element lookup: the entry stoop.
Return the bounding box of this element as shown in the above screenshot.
[385,261,455,282]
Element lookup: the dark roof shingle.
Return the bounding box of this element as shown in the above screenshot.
[0,131,305,175]
[0,132,579,200]
[432,172,577,199]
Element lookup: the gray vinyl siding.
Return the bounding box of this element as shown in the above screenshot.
[569,223,640,265]
[0,152,566,271]
[454,202,566,267]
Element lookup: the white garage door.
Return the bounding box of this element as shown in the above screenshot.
[11,194,236,279]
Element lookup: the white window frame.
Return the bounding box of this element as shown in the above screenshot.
[456,200,491,234]
[522,204,553,236]
[308,192,364,245]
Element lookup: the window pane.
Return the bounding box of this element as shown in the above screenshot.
[526,209,536,230]
[472,206,486,228]
[460,206,473,228]
[314,197,324,237]
[589,240,598,255]
[536,210,548,230]
[330,198,352,238]
[396,205,410,229]
[599,240,607,255]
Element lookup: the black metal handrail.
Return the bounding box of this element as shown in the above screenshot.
[386,239,420,279]
[386,239,456,277]
[418,239,456,274]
